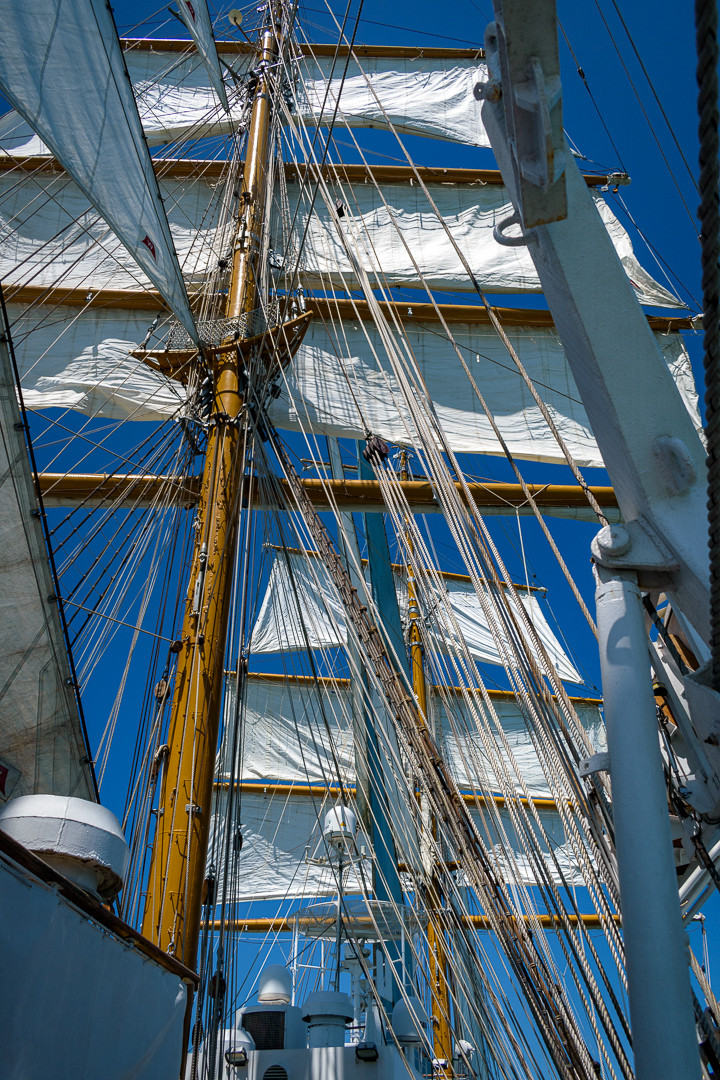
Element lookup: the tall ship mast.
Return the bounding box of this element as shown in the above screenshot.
[0,2,717,1080]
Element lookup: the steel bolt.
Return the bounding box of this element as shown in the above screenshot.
[595,524,631,557]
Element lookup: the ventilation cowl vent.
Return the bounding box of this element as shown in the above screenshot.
[263,1066,289,1080]
[242,1011,285,1051]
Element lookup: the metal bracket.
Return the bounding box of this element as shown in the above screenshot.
[578,752,610,778]
[591,520,678,587]
[483,0,567,228]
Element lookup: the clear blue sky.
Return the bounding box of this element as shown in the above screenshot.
[13,0,714,995]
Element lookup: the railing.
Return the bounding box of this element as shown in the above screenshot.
[165,300,282,350]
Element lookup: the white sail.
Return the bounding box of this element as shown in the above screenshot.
[209,675,601,898]
[9,300,699,463]
[293,51,488,145]
[8,305,184,421]
[250,552,582,682]
[0,171,228,291]
[0,166,679,308]
[176,0,230,112]
[0,1,197,340]
[285,177,683,308]
[227,675,603,798]
[211,787,586,898]
[0,333,95,801]
[269,317,700,466]
[209,788,367,901]
[0,45,487,154]
[234,676,355,785]
[465,802,588,887]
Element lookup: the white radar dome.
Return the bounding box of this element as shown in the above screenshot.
[257,964,292,1004]
[391,996,426,1046]
[323,804,357,845]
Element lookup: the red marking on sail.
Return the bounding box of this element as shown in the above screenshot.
[186,1,196,21]
[0,764,8,796]
[142,235,157,260]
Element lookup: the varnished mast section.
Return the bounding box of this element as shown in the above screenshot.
[141,18,281,965]
[400,452,454,1076]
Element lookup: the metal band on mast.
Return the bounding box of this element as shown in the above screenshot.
[141,15,280,967]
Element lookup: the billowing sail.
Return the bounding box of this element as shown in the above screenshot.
[7,299,699,464]
[250,551,582,682]
[0,162,681,307]
[0,170,228,291]
[0,332,95,802]
[7,305,184,421]
[208,674,603,899]
[0,2,197,340]
[176,0,230,112]
[292,49,488,145]
[268,312,699,466]
[283,172,683,307]
[0,43,487,154]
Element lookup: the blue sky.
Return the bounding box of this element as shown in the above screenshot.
[7,0,715,1007]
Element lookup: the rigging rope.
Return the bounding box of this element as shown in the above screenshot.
[695,0,720,691]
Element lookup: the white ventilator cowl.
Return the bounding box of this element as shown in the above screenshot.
[0,794,129,900]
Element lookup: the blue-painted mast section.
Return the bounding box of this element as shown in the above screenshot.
[356,444,414,1000]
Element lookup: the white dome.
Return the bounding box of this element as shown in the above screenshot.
[0,794,129,900]
[391,996,426,1046]
[323,804,357,843]
[257,964,292,1004]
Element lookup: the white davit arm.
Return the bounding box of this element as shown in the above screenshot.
[479,5,709,1080]
[480,1,709,644]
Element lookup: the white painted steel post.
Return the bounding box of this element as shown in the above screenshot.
[595,563,700,1080]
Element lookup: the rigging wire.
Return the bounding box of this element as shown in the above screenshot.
[556,19,628,175]
[695,0,720,691]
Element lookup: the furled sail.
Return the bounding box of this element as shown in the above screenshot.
[209,675,603,899]
[250,550,582,683]
[7,300,699,464]
[0,2,197,340]
[0,329,95,802]
[0,163,681,308]
[176,0,230,112]
[0,44,488,154]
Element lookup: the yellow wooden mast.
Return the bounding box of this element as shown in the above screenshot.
[141,14,281,967]
[400,451,454,1076]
